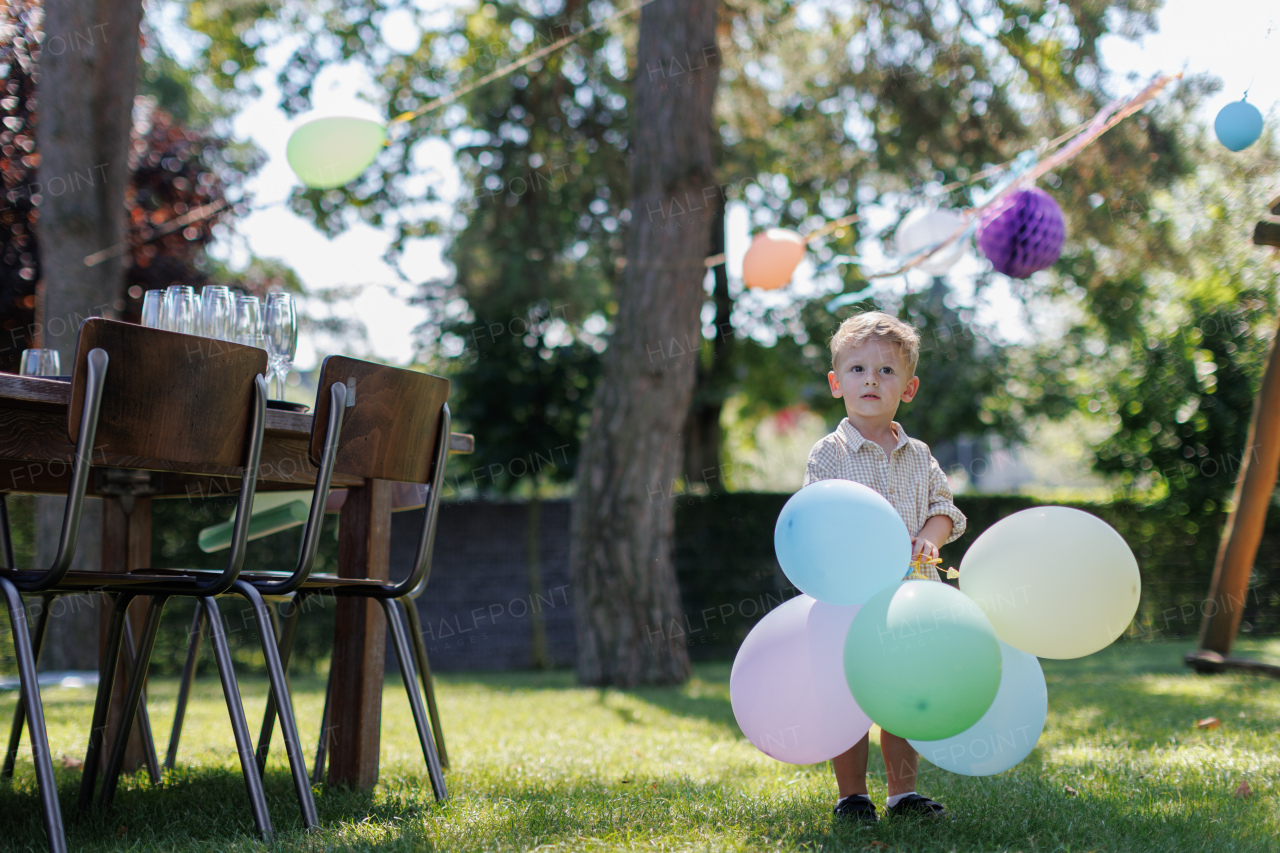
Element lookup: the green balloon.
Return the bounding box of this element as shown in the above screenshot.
[286,117,387,189]
[843,581,1002,741]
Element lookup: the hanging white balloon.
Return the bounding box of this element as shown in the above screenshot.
[894,208,968,274]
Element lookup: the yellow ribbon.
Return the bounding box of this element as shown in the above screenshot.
[906,553,959,580]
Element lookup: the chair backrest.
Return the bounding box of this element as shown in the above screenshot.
[308,355,450,483]
[69,319,268,470]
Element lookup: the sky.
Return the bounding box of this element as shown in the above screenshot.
[207,0,1280,370]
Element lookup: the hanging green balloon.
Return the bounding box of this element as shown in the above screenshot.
[281,2,661,190]
[286,117,388,190]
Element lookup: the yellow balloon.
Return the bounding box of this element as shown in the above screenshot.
[958,507,1140,659]
[743,229,805,289]
[286,117,387,189]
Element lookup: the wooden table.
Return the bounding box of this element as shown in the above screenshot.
[0,373,471,788]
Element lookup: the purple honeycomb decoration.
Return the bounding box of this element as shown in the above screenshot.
[976,187,1066,279]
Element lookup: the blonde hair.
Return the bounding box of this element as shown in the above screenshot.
[829,311,921,375]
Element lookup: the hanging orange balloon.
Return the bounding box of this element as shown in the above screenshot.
[743,229,806,290]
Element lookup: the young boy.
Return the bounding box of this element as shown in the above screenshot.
[804,311,966,823]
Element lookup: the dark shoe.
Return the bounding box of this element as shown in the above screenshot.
[833,794,879,824]
[886,793,946,818]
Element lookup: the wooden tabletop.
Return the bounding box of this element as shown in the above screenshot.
[0,373,472,495]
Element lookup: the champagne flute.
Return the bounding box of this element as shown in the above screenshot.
[201,285,235,341]
[164,285,199,334]
[263,292,297,400]
[234,296,263,349]
[140,290,164,328]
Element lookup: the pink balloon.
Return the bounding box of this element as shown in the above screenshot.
[730,595,873,764]
[743,229,805,289]
[808,601,873,733]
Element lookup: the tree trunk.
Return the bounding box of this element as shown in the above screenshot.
[34,0,143,358]
[569,0,720,686]
[682,190,732,489]
[30,0,143,751]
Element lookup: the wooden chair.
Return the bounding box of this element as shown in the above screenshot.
[167,356,452,800]
[0,319,316,842]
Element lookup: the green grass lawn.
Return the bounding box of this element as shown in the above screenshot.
[1,638,1278,852]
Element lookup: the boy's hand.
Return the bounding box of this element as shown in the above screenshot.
[911,536,940,561]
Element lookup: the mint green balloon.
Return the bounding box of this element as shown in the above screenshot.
[843,581,1001,741]
[286,117,387,189]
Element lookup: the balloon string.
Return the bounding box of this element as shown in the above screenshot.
[389,0,659,128]
[1243,20,1275,99]
[906,553,958,580]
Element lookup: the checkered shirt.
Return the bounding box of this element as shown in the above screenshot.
[803,419,967,583]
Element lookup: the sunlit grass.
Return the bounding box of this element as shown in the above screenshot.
[1,638,1277,851]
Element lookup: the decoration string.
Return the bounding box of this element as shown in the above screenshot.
[85,0,659,267]
[389,0,659,127]
[862,73,1178,280]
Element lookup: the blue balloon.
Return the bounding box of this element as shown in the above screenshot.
[1215,100,1264,152]
[909,641,1047,776]
[774,480,910,605]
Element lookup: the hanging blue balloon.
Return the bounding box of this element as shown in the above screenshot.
[1214,100,1264,152]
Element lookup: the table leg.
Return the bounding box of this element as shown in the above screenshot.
[99,496,151,775]
[328,481,392,789]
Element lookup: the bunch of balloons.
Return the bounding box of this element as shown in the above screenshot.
[730,481,1141,776]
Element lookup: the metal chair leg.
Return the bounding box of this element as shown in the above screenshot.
[235,582,318,830]
[203,597,273,841]
[165,605,206,770]
[98,597,167,808]
[2,580,67,853]
[382,599,447,802]
[78,593,133,812]
[402,598,449,770]
[255,592,308,776]
[120,614,161,785]
[3,594,53,781]
[311,668,333,785]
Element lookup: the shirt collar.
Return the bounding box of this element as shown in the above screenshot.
[838,418,911,454]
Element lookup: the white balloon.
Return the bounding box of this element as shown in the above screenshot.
[959,506,1141,659]
[895,208,967,274]
[909,641,1047,776]
[730,595,871,764]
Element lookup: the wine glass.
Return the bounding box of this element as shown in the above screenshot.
[234,296,263,349]
[201,285,235,341]
[164,285,199,334]
[140,290,164,328]
[263,293,297,400]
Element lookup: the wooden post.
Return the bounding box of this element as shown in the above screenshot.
[328,480,393,788]
[99,496,151,772]
[1192,194,1280,662]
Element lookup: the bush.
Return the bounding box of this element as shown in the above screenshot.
[672,493,1280,660]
